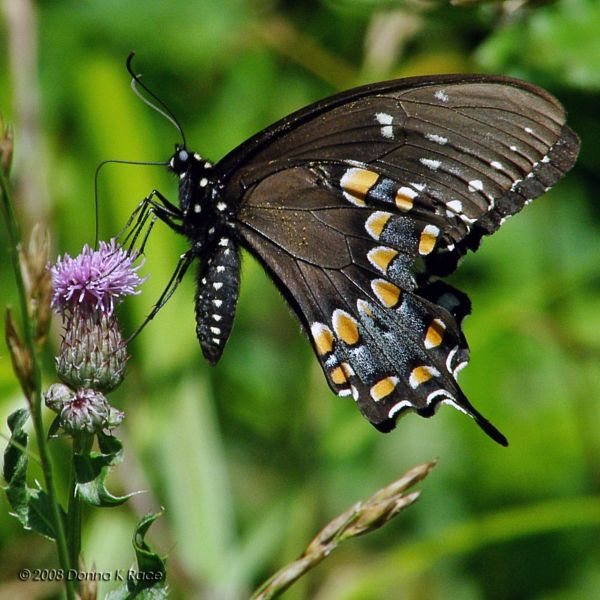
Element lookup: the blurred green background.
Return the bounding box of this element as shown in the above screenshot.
[1,0,600,598]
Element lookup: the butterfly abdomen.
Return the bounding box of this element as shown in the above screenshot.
[195,236,241,364]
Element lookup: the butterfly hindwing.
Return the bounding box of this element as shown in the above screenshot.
[233,162,508,442]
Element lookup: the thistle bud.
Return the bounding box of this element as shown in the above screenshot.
[59,388,112,435]
[44,383,74,413]
[56,309,128,392]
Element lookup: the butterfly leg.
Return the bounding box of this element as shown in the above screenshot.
[118,190,185,256]
[126,250,195,342]
[144,188,181,218]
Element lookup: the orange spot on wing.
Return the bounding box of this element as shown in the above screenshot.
[341,169,379,206]
[418,225,440,255]
[366,212,392,240]
[368,247,398,274]
[370,376,398,401]
[372,279,402,308]
[425,318,446,349]
[333,310,360,345]
[311,323,334,356]
[330,366,349,385]
[409,365,438,388]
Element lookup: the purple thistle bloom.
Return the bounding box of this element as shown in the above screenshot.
[51,239,145,316]
[50,239,145,393]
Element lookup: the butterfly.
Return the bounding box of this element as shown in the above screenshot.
[130,60,579,446]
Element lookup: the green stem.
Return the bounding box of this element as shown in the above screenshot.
[0,167,75,600]
[67,434,93,571]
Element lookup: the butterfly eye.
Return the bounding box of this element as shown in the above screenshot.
[178,149,189,162]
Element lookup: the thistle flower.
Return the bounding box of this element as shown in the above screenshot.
[50,239,144,393]
[51,239,144,317]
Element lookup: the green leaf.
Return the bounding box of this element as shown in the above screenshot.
[47,414,62,438]
[2,408,65,540]
[477,0,600,90]
[74,432,137,507]
[3,408,30,483]
[104,511,168,600]
[132,512,167,581]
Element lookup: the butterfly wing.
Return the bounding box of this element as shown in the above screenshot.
[235,166,506,443]
[215,75,579,443]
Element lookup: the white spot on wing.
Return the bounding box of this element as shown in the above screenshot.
[442,397,469,416]
[491,161,504,170]
[420,158,441,171]
[446,199,462,216]
[453,361,468,377]
[427,389,455,406]
[375,112,393,125]
[388,400,413,419]
[397,186,418,200]
[375,113,394,138]
[446,347,459,373]
[468,179,483,192]
[434,90,449,102]
[425,133,448,145]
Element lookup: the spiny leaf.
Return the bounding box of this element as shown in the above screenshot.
[104,511,168,600]
[74,432,137,507]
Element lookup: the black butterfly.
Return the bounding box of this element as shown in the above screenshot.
[130,61,579,446]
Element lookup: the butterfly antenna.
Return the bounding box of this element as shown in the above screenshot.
[94,157,168,247]
[126,52,187,148]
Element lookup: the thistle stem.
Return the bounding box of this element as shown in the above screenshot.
[0,167,75,600]
[67,434,93,572]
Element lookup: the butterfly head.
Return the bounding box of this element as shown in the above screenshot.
[168,145,215,216]
[168,145,210,174]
